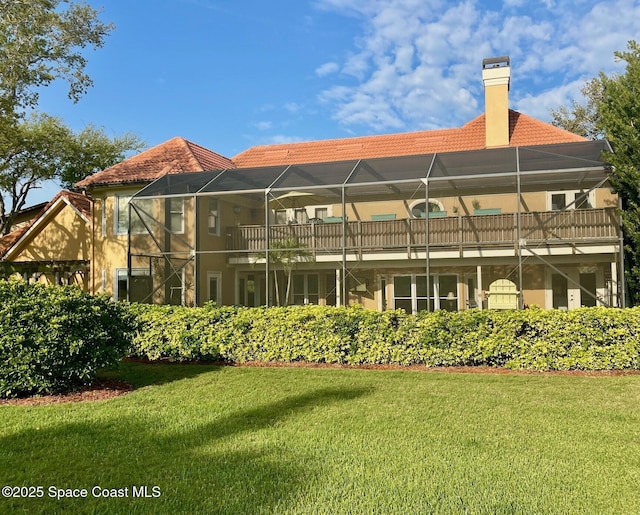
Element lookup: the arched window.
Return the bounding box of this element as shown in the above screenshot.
[409,200,444,218]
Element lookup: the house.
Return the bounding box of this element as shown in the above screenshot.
[0,191,92,287]
[1,56,623,311]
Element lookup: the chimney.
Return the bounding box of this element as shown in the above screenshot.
[482,56,511,148]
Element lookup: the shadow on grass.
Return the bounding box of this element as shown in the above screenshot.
[99,360,225,389]
[0,385,371,513]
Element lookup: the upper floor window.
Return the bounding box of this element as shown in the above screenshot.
[169,198,184,234]
[208,198,219,235]
[274,209,287,225]
[549,190,594,211]
[115,196,151,235]
[409,199,444,218]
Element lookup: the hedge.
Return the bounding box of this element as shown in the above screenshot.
[128,303,640,371]
[0,280,134,398]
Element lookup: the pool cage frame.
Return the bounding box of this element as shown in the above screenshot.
[127,140,624,310]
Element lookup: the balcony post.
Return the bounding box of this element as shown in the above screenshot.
[341,186,347,306]
[619,196,626,308]
[516,148,524,309]
[265,189,271,307]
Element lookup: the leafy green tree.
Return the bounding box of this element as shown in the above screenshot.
[598,41,640,303]
[259,237,313,306]
[0,114,143,235]
[551,40,640,304]
[0,1,143,235]
[550,78,605,140]
[0,0,113,119]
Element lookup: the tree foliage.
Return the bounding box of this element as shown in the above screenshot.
[550,78,605,140]
[598,41,640,303]
[0,0,114,118]
[0,114,143,234]
[551,40,640,304]
[0,1,144,235]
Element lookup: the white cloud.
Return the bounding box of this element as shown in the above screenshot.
[316,62,340,76]
[254,121,273,131]
[284,102,303,113]
[313,0,640,132]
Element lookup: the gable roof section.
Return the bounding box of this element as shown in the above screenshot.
[231,110,586,168]
[0,191,92,260]
[75,137,236,189]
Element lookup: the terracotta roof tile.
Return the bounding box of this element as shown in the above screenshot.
[231,110,586,168]
[75,137,235,188]
[0,226,28,258]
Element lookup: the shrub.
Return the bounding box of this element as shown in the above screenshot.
[126,303,640,371]
[0,280,134,398]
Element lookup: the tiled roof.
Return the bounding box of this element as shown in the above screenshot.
[232,110,586,168]
[0,190,92,258]
[0,226,28,258]
[75,137,236,188]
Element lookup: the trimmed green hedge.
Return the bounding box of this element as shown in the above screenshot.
[128,303,640,371]
[0,281,134,398]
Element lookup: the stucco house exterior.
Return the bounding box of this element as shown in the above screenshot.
[0,56,624,311]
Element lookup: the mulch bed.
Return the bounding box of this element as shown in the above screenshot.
[0,378,133,407]
[2,362,638,406]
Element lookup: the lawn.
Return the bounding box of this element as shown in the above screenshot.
[1,363,639,514]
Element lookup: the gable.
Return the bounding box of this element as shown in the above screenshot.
[4,196,91,262]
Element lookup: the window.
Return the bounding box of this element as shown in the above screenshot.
[208,198,219,235]
[169,198,184,234]
[291,273,319,305]
[101,200,106,237]
[207,272,222,305]
[115,196,152,235]
[115,269,152,303]
[294,208,308,224]
[274,210,287,225]
[393,274,458,313]
[315,207,328,220]
[410,200,444,218]
[549,190,594,211]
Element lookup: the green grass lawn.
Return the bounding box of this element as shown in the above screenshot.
[1,363,639,514]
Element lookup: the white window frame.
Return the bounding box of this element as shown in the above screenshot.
[392,273,459,313]
[169,198,185,234]
[409,199,444,218]
[115,195,151,235]
[208,198,220,236]
[101,199,107,237]
[114,268,150,302]
[547,190,595,211]
[291,273,319,305]
[207,272,222,305]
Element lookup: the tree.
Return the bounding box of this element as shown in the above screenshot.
[550,41,640,304]
[0,114,143,235]
[58,125,144,189]
[259,237,313,306]
[0,1,143,235]
[598,41,640,303]
[0,0,114,119]
[550,78,605,140]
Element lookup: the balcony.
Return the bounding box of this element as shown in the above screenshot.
[226,208,619,257]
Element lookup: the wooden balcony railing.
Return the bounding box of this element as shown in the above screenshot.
[226,208,619,254]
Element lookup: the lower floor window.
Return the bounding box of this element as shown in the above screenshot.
[292,273,319,305]
[115,268,152,303]
[207,272,222,305]
[393,274,458,313]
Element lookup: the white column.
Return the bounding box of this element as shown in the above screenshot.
[611,261,618,307]
[477,264,483,311]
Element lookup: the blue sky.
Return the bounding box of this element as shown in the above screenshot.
[29,0,640,204]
